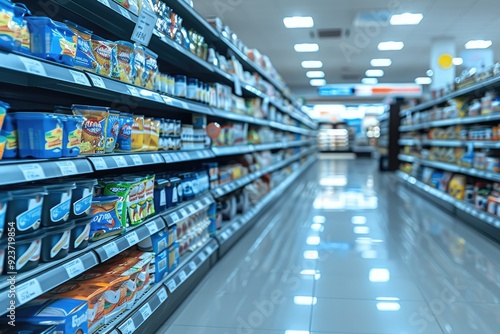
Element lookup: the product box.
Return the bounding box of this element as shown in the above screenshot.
[168,242,179,272]
[153,249,169,283]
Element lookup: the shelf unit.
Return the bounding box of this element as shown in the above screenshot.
[377,101,402,171]
[0,1,318,333]
[397,72,500,241]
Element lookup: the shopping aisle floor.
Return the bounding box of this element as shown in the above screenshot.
[156,157,500,334]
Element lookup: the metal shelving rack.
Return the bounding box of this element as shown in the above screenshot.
[0,1,318,333]
[377,100,403,171]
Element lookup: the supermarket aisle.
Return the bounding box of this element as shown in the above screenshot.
[157,157,500,334]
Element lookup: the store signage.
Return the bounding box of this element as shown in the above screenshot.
[131,5,157,46]
[318,84,422,97]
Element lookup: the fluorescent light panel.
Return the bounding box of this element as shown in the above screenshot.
[294,43,319,52]
[370,58,392,67]
[390,13,423,25]
[310,79,326,86]
[284,16,314,28]
[362,78,379,85]
[453,57,464,65]
[465,40,492,49]
[378,41,404,51]
[302,60,323,68]
[365,69,384,77]
[306,71,325,78]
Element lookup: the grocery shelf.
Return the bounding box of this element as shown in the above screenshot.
[397,171,500,239]
[400,114,500,132]
[421,140,464,147]
[161,195,214,227]
[398,139,421,146]
[399,74,500,117]
[398,156,500,183]
[162,150,215,163]
[211,139,314,156]
[87,153,164,171]
[212,148,315,199]
[0,158,93,186]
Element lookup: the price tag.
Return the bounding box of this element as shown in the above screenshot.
[113,156,128,167]
[166,280,177,292]
[221,231,229,240]
[234,75,242,96]
[216,188,224,196]
[232,222,240,230]
[18,164,46,181]
[199,252,207,262]
[152,93,164,103]
[19,57,47,76]
[91,157,107,170]
[130,155,143,165]
[140,303,153,320]
[206,245,213,254]
[180,208,188,218]
[63,258,85,278]
[69,70,90,86]
[157,288,168,303]
[127,85,140,97]
[187,205,195,213]
[180,101,189,110]
[17,279,43,304]
[189,262,196,272]
[131,5,156,46]
[102,242,119,259]
[196,151,204,158]
[56,161,78,176]
[88,74,106,88]
[125,232,140,246]
[97,0,110,6]
[119,318,136,334]
[164,154,173,163]
[170,212,180,222]
[178,271,187,282]
[162,96,173,105]
[119,6,132,20]
[151,154,162,163]
[146,221,159,235]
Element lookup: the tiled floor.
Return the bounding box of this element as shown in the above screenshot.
[156,157,500,334]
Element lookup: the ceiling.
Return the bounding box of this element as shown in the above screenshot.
[194,0,500,101]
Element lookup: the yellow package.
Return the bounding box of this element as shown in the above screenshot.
[114,41,134,83]
[91,35,116,77]
[143,118,152,151]
[132,114,144,151]
[448,174,466,200]
[149,119,160,151]
[133,45,146,87]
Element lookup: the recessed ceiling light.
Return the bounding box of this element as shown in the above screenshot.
[415,77,432,85]
[310,79,326,86]
[426,69,434,76]
[369,268,391,282]
[294,296,318,305]
[362,78,378,85]
[453,57,464,65]
[465,40,492,49]
[302,60,323,68]
[365,69,384,77]
[370,58,392,67]
[376,302,402,311]
[294,43,319,52]
[284,16,314,29]
[378,41,404,51]
[306,71,325,78]
[390,13,423,25]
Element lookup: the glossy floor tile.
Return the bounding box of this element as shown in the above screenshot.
[156,158,500,334]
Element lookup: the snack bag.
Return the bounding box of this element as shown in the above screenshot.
[91,35,116,77]
[72,105,109,154]
[114,41,134,83]
[65,20,98,72]
[132,44,146,86]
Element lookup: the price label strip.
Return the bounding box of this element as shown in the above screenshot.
[146,221,159,235]
[157,288,168,303]
[130,155,143,165]
[140,303,153,320]
[127,85,140,97]
[69,70,91,86]
[56,161,78,176]
[119,318,136,334]
[179,271,187,282]
[18,164,46,181]
[113,156,128,167]
[180,208,188,218]
[131,5,157,46]
[91,157,108,170]
[125,232,140,246]
[63,258,86,278]
[19,57,47,76]
[102,242,119,259]
[170,212,180,223]
[166,280,177,292]
[17,279,43,304]
[88,73,106,88]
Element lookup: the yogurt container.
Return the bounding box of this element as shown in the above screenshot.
[70,179,97,219]
[0,0,18,51]
[40,183,76,227]
[0,192,11,235]
[61,115,85,157]
[26,16,77,66]
[1,113,18,159]
[0,100,9,129]
[153,178,168,213]
[15,298,88,334]
[7,187,47,235]
[116,113,133,152]
[105,111,120,153]
[69,216,92,252]
[40,221,74,262]
[14,112,63,159]
[6,231,44,273]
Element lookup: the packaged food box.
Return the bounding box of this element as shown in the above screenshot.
[0,0,17,51]
[7,187,47,235]
[168,242,179,272]
[48,282,107,331]
[0,100,8,129]
[89,196,123,241]
[70,179,97,219]
[65,20,98,72]
[14,112,64,159]
[14,298,88,334]
[153,249,168,283]
[40,221,74,262]
[72,105,109,154]
[40,183,75,227]
[138,229,168,254]
[4,231,44,273]
[61,115,85,157]
[0,113,18,159]
[26,16,77,66]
